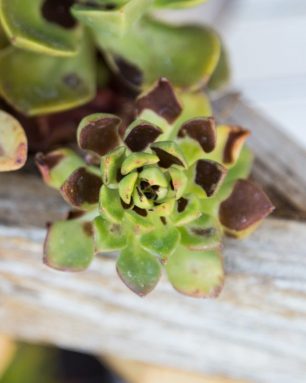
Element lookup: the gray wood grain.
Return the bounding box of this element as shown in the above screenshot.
[0,219,306,383]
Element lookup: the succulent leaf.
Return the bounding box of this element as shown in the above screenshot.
[219,179,275,238]
[77,113,122,156]
[0,34,96,115]
[166,246,224,298]
[73,4,221,88]
[154,0,207,8]
[116,241,162,296]
[140,225,180,264]
[44,218,95,271]
[36,148,84,189]
[121,152,159,175]
[0,0,81,57]
[208,46,230,91]
[124,120,162,152]
[0,110,27,171]
[118,171,138,204]
[99,185,125,223]
[101,146,126,187]
[60,167,102,209]
[94,215,127,252]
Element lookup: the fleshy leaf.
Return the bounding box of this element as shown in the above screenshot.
[208,46,230,91]
[194,159,227,197]
[0,0,80,56]
[36,148,84,189]
[170,196,201,226]
[140,225,180,264]
[178,117,216,153]
[0,110,27,171]
[179,214,222,250]
[124,119,162,151]
[205,125,250,167]
[118,171,138,204]
[136,78,182,123]
[73,4,221,88]
[0,34,96,115]
[153,198,175,216]
[168,167,187,199]
[219,179,274,238]
[77,113,121,156]
[60,167,102,209]
[116,241,162,296]
[94,216,127,253]
[139,166,168,188]
[151,141,187,168]
[44,219,95,271]
[101,146,126,187]
[166,246,224,298]
[121,152,159,175]
[99,185,125,223]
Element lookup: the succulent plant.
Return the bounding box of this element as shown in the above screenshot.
[37,79,274,298]
[0,0,228,118]
[0,110,27,171]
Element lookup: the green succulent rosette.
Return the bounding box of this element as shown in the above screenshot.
[0,0,228,116]
[37,79,274,297]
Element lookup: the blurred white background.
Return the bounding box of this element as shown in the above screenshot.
[164,0,306,148]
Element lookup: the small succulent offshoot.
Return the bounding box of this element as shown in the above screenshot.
[37,79,274,298]
[0,110,27,171]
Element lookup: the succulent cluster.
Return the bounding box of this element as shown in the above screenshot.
[37,79,274,297]
[0,0,227,117]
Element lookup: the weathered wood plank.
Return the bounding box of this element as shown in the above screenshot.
[213,93,306,213]
[0,218,306,383]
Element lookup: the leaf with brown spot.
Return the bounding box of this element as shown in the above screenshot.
[124,120,162,152]
[178,117,216,153]
[223,126,250,164]
[219,179,275,238]
[136,78,182,123]
[36,148,84,189]
[195,159,227,197]
[77,113,122,156]
[166,245,224,298]
[60,167,102,209]
[151,141,187,169]
[0,110,27,171]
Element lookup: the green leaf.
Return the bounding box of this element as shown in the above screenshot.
[168,166,187,199]
[0,34,96,116]
[139,166,168,187]
[99,185,125,223]
[94,215,127,253]
[0,110,27,171]
[36,148,84,189]
[117,241,161,296]
[0,0,80,56]
[73,2,221,88]
[208,45,230,91]
[140,225,180,264]
[121,152,159,175]
[153,0,207,8]
[119,171,138,204]
[151,141,187,168]
[170,196,201,226]
[179,214,222,251]
[44,219,95,271]
[101,146,126,187]
[166,246,224,298]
